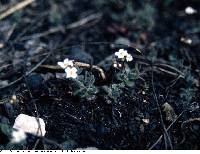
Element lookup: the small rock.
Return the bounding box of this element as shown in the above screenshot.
[162,102,177,122]
[11,129,27,143]
[13,114,46,137]
[68,47,93,64]
[142,118,150,124]
[26,74,44,92]
[25,40,46,56]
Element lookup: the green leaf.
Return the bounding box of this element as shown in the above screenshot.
[0,123,12,137]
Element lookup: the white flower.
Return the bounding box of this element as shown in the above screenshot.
[65,67,78,79]
[57,58,74,69]
[115,49,128,59]
[126,53,133,62]
[115,49,133,62]
[11,129,27,143]
[13,114,46,137]
[185,6,197,15]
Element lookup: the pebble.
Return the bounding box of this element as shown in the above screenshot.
[13,114,46,137]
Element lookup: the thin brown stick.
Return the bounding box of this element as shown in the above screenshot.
[151,69,173,149]
[156,67,184,78]
[154,63,184,77]
[0,0,35,20]
[19,12,102,40]
[39,61,106,80]
[74,61,106,80]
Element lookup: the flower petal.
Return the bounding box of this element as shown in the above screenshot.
[64,58,69,64]
[57,62,65,68]
[126,53,133,61]
[115,51,120,56]
[71,67,78,72]
[64,58,74,67]
[68,61,74,66]
[71,72,78,79]
[65,67,71,73]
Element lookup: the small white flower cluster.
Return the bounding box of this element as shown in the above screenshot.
[115,49,133,62]
[185,6,197,15]
[57,58,78,79]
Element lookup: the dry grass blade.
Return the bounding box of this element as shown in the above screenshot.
[19,12,102,40]
[151,69,173,149]
[0,0,35,20]
[149,111,184,150]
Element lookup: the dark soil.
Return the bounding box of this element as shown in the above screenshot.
[0,0,200,150]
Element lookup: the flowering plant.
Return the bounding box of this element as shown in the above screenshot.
[55,49,139,102]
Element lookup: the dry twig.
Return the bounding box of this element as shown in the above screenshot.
[151,69,173,149]
[39,61,106,80]
[149,111,184,149]
[0,0,35,20]
[19,12,102,40]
